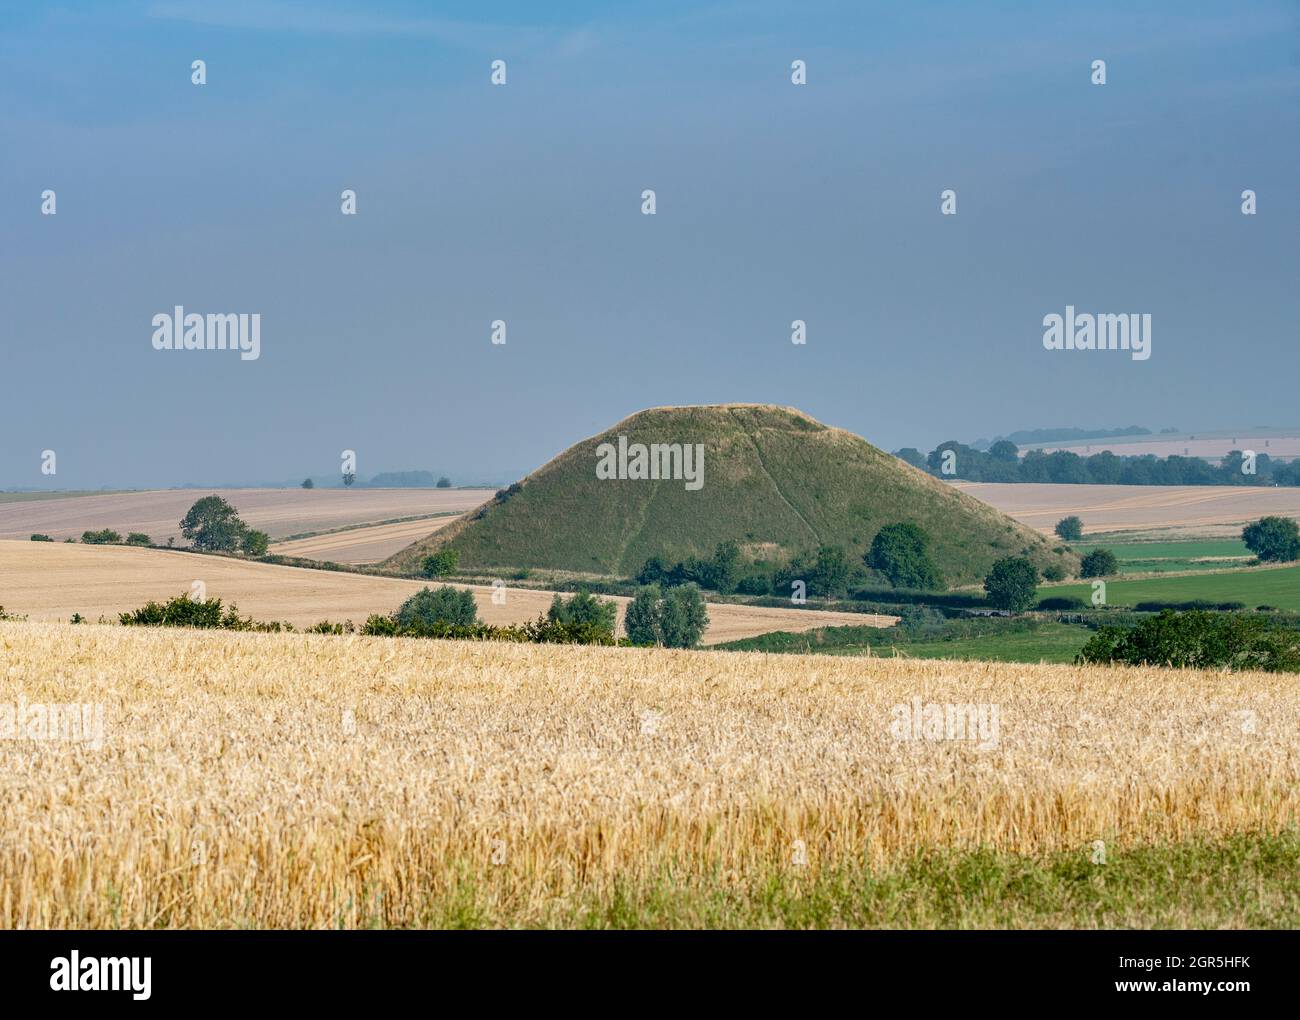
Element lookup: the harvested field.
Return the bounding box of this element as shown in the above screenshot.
[954,482,1300,534]
[0,541,890,645]
[0,488,494,544]
[1,620,1295,927]
[268,515,463,564]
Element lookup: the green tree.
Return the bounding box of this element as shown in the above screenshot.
[706,540,742,594]
[547,590,617,640]
[1054,516,1084,541]
[395,586,478,628]
[624,585,663,645]
[125,532,152,547]
[866,523,942,590]
[301,478,314,489]
[659,583,709,648]
[436,476,452,488]
[1243,516,1300,563]
[809,544,854,597]
[988,440,1020,463]
[343,472,356,487]
[984,557,1039,613]
[421,548,460,578]
[179,495,247,552]
[29,534,53,542]
[241,528,270,557]
[1079,548,1118,578]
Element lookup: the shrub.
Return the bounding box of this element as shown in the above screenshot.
[736,573,772,596]
[81,529,123,545]
[1041,563,1067,582]
[983,557,1039,613]
[547,590,617,641]
[420,548,459,578]
[1080,548,1119,578]
[1078,610,1300,672]
[866,523,942,590]
[436,476,451,488]
[1036,596,1089,611]
[1054,516,1084,541]
[119,593,266,630]
[125,532,152,547]
[30,534,53,542]
[394,586,478,629]
[1242,516,1300,563]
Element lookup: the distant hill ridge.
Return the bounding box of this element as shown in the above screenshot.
[384,404,1075,585]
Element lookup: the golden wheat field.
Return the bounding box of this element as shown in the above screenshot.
[1,620,1296,928]
[0,541,889,645]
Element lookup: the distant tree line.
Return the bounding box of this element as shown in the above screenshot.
[894,441,1300,487]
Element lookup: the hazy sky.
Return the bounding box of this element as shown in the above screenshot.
[3,1,1297,488]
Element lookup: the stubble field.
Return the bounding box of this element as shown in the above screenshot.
[1,621,1296,928]
[0,488,494,545]
[0,541,888,645]
[953,481,1300,534]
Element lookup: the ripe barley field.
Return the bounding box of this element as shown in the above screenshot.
[1,621,1297,928]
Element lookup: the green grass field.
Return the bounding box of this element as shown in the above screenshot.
[719,620,1091,664]
[1050,564,1300,610]
[1072,538,1251,574]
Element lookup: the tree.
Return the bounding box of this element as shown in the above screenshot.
[241,528,270,557]
[301,478,314,489]
[624,585,663,645]
[636,555,670,585]
[342,472,356,487]
[1078,610,1300,672]
[866,523,942,590]
[1243,516,1300,563]
[988,440,1020,463]
[659,584,709,648]
[81,529,123,544]
[894,448,927,470]
[547,590,617,640]
[984,557,1039,613]
[705,540,742,594]
[30,534,53,542]
[180,496,247,552]
[1079,548,1118,578]
[436,476,452,488]
[421,548,459,578]
[809,544,854,597]
[125,532,152,547]
[1054,516,1083,541]
[395,586,478,628]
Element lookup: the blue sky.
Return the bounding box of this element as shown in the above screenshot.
[2,1,1297,487]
